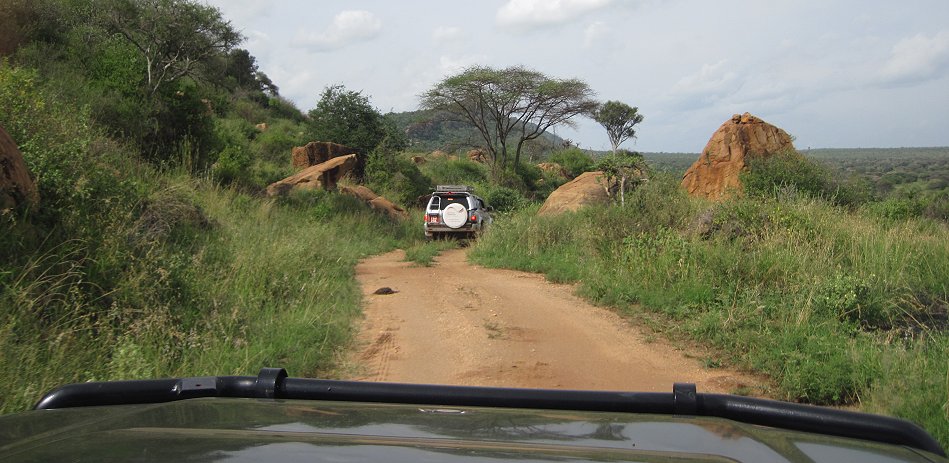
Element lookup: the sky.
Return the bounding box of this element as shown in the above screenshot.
[204,0,949,153]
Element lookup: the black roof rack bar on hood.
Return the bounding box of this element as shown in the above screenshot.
[33,367,945,457]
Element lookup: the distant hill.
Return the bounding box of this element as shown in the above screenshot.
[388,110,569,159]
[641,152,699,174]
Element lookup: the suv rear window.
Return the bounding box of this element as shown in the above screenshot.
[429,195,470,211]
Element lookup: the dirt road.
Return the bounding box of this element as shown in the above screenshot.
[348,249,762,394]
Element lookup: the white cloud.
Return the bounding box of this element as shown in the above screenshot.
[878,30,949,86]
[668,60,741,109]
[243,30,270,50]
[496,0,613,29]
[433,26,464,43]
[293,10,382,51]
[203,0,271,29]
[268,66,318,108]
[583,21,610,48]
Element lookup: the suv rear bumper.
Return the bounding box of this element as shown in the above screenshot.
[424,222,481,237]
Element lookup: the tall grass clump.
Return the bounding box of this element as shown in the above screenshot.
[421,157,489,186]
[1,173,422,413]
[471,173,949,447]
[403,239,459,266]
[0,62,424,411]
[2,7,433,420]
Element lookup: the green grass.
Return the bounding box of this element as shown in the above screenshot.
[0,58,432,414]
[470,173,949,448]
[403,239,458,266]
[0,175,423,413]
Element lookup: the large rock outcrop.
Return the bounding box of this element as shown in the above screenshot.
[339,184,408,220]
[537,171,610,216]
[266,154,356,197]
[681,112,795,200]
[1,125,39,211]
[291,141,356,169]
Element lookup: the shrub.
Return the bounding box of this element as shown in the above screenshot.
[864,197,923,222]
[423,158,488,185]
[547,147,594,178]
[480,185,529,212]
[742,152,871,207]
[921,193,949,221]
[594,150,649,205]
[366,150,432,207]
[144,80,218,169]
[212,144,253,186]
[387,158,433,206]
[496,162,550,199]
[0,62,93,215]
[253,119,306,163]
[267,96,305,122]
[231,96,269,124]
[742,152,830,198]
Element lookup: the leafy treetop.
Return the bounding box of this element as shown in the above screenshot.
[593,101,644,155]
[421,65,597,173]
[101,0,243,96]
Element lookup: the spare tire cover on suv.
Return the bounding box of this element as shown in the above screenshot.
[442,203,468,229]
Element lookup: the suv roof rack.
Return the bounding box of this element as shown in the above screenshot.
[33,368,946,456]
[435,185,473,192]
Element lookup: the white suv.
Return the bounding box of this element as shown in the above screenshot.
[424,185,493,239]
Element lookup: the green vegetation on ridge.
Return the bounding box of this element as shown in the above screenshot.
[0,0,424,414]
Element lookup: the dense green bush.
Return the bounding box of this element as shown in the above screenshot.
[921,192,949,221]
[480,185,529,212]
[212,145,253,186]
[864,197,924,222]
[865,188,949,223]
[497,162,553,199]
[742,152,830,198]
[422,158,488,185]
[266,96,306,122]
[0,62,94,217]
[252,119,307,163]
[307,85,387,156]
[742,153,871,207]
[385,158,432,207]
[366,147,432,207]
[547,147,594,178]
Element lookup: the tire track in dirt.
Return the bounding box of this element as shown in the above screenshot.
[348,248,766,394]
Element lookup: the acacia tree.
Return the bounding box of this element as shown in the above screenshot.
[594,101,644,155]
[102,0,242,97]
[421,65,597,172]
[596,150,648,207]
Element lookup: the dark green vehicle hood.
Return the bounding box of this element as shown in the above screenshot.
[0,398,941,462]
